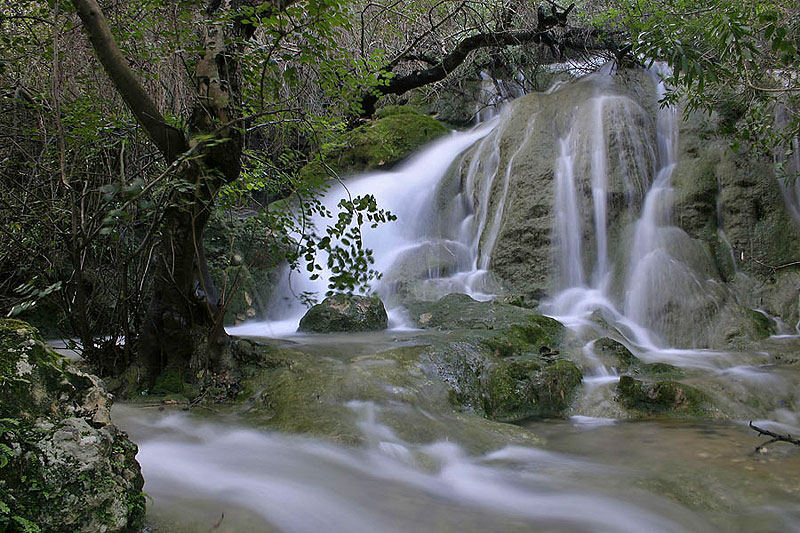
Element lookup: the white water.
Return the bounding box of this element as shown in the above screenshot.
[119,403,723,533]
[541,66,675,353]
[136,67,800,533]
[230,121,501,336]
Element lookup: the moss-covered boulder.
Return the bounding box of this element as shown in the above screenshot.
[298,294,388,333]
[403,297,580,421]
[406,293,564,338]
[594,337,684,378]
[298,107,448,183]
[238,341,541,452]
[0,319,145,532]
[616,375,712,417]
[483,315,565,357]
[482,357,582,422]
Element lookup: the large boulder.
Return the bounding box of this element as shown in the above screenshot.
[482,357,582,422]
[616,375,712,417]
[0,319,144,532]
[298,294,388,333]
[406,295,582,422]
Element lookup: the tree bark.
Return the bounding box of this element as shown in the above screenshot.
[73,0,248,384]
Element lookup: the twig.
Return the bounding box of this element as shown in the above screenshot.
[210,512,225,531]
[749,421,800,453]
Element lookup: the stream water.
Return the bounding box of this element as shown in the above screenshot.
[116,66,800,531]
[115,331,800,532]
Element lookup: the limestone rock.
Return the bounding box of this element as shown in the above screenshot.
[482,357,582,422]
[298,294,388,333]
[616,375,711,417]
[0,319,145,532]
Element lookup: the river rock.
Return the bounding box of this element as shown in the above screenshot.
[0,319,145,532]
[298,294,388,332]
[482,357,582,422]
[403,296,581,422]
[616,375,712,417]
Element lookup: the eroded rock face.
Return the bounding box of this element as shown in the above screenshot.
[0,319,145,532]
[298,294,388,333]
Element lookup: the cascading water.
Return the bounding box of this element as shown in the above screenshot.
[238,63,745,353]
[130,66,800,532]
[235,118,503,336]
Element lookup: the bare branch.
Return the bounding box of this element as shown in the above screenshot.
[749,421,800,453]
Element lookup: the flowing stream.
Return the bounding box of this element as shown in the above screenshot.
[118,66,800,531]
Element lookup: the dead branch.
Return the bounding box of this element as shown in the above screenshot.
[749,421,800,453]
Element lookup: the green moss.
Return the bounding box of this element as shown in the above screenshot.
[150,366,184,395]
[298,107,448,183]
[483,315,564,357]
[1,319,65,418]
[482,357,582,422]
[616,376,711,417]
[374,105,418,118]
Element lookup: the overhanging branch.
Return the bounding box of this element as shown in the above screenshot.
[358,3,584,117]
[73,0,188,163]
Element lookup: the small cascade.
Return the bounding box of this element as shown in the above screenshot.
[540,67,666,351]
[479,112,539,269]
[553,133,585,288]
[251,118,502,335]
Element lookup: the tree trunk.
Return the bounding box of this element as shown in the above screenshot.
[136,161,232,385]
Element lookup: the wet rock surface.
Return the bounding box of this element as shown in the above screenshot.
[298,294,389,333]
[616,375,713,417]
[0,319,144,532]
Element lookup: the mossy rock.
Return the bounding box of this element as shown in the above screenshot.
[616,376,711,417]
[594,337,636,370]
[709,304,778,350]
[0,319,145,532]
[1,319,66,418]
[298,294,388,333]
[594,337,684,378]
[483,316,565,357]
[298,107,448,183]
[482,357,582,422]
[406,294,565,341]
[238,342,541,451]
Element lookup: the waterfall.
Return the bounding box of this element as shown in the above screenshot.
[553,133,585,288]
[237,63,726,347]
[238,119,501,336]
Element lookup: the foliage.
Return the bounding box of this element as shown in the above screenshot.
[596,0,799,172]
